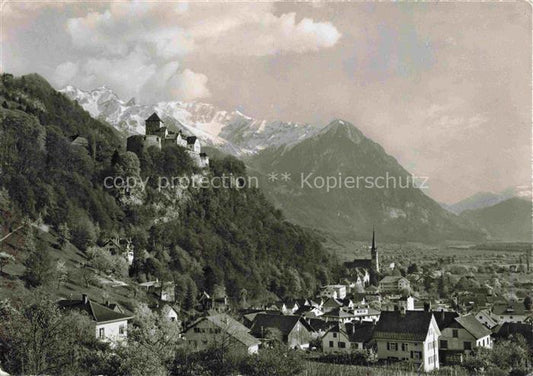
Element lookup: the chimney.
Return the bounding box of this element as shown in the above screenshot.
[82,294,89,304]
[441,309,445,321]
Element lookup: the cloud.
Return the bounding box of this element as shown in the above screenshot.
[48,3,341,103]
[168,69,211,101]
[185,7,342,56]
[65,3,340,58]
[52,61,79,87]
[53,51,210,103]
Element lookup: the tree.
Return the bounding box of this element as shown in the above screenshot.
[0,293,99,375]
[524,295,532,311]
[23,239,53,288]
[107,303,184,376]
[55,260,68,288]
[240,347,304,376]
[57,223,70,250]
[407,263,419,274]
[69,213,97,251]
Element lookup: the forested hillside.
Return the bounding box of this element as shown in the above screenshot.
[0,73,337,306]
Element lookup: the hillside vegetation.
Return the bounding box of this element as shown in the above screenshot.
[0,73,337,306]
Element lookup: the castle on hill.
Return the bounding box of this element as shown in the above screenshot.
[126,112,209,168]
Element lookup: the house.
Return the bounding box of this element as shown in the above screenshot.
[379,276,410,295]
[322,297,345,313]
[250,314,314,349]
[156,304,180,322]
[320,285,347,299]
[372,311,441,372]
[322,322,375,353]
[183,313,260,354]
[267,300,299,315]
[58,294,133,343]
[306,318,337,339]
[382,296,415,312]
[101,237,134,265]
[490,301,532,323]
[322,307,357,323]
[474,309,498,329]
[294,304,323,318]
[186,136,201,153]
[139,280,175,302]
[435,311,492,365]
[352,306,381,323]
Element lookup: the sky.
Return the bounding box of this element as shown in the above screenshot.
[2,1,531,204]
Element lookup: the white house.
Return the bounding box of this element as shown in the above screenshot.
[320,285,347,299]
[58,294,133,344]
[322,322,374,353]
[474,309,498,329]
[382,296,415,312]
[373,311,441,372]
[490,301,532,324]
[436,312,492,365]
[379,276,410,295]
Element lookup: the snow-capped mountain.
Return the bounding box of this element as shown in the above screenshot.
[60,85,321,155]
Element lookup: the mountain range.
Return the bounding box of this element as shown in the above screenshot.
[460,197,532,242]
[442,186,531,214]
[246,120,485,242]
[61,85,529,243]
[60,86,321,156]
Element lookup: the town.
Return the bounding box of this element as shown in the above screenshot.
[0,107,531,376]
[1,2,532,373]
[49,230,531,374]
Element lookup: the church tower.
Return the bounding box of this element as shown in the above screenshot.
[370,227,379,273]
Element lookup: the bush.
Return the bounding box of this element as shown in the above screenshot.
[240,347,304,376]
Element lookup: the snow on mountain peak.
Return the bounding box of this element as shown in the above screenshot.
[59,85,322,155]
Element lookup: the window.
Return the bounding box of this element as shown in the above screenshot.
[119,325,125,335]
[333,333,337,338]
[194,327,201,333]
[329,341,334,348]
[440,340,448,349]
[99,328,105,339]
[464,341,472,350]
[339,342,346,348]
[388,342,398,351]
[452,329,458,338]
[410,351,421,360]
[401,343,407,351]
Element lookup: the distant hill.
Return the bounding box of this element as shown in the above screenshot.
[460,197,532,242]
[444,186,531,214]
[247,120,484,243]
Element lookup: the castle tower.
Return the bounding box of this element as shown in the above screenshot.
[370,227,379,273]
[145,112,163,135]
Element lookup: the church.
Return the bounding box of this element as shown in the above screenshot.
[344,229,379,285]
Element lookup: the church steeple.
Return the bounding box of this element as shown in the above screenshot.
[371,226,379,273]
